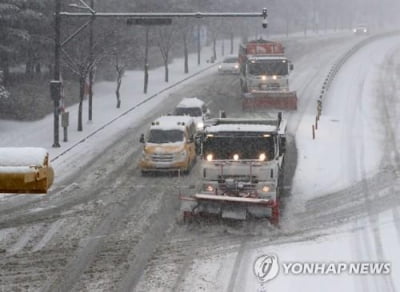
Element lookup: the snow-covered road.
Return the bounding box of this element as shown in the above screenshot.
[1,31,400,292]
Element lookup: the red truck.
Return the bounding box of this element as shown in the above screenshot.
[239,39,297,111]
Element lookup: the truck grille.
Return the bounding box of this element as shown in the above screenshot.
[151,153,174,162]
[261,83,280,90]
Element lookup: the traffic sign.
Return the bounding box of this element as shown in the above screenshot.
[126,18,172,26]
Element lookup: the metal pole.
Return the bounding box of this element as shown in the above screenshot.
[88,0,94,121]
[52,0,61,147]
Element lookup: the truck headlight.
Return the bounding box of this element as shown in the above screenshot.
[259,153,266,161]
[234,64,239,69]
[204,184,215,192]
[197,121,204,130]
[259,184,274,194]
[261,185,270,193]
[206,154,213,161]
[272,75,277,80]
[261,75,267,80]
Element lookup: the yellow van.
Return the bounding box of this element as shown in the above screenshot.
[139,115,197,175]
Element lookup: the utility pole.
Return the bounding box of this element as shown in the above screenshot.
[50,0,62,148]
[88,0,95,121]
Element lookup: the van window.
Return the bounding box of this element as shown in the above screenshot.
[148,129,184,143]
[174,107,202,117]
[223,57,238,63]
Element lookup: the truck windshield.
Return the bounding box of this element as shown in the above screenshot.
[203,135,275,160]
[174,107,202,117]
[248,60,288,76]
[148,129,184,143]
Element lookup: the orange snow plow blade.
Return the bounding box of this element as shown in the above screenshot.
[180,194,280,224]
[0,147,54,194]
[242,92,297,111]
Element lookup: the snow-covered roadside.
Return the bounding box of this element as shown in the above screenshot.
[292,36,400,200]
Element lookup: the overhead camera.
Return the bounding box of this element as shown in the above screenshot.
[262,18,268,29]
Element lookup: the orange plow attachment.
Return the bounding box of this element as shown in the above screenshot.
[0,147,54,194]
[242,92,297,111]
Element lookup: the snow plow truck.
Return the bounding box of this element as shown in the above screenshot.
[239,39,297,111]
[180,113,286,225]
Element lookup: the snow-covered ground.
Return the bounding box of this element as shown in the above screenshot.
[1,31,400,291]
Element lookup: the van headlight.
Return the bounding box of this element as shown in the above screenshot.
[142,151,151,161]
[176,151,187,160]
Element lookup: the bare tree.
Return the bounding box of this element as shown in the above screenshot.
[61,19,112,131]
[113,50,125,108]
[156,25,175,82]
[175,19,193,74]
[144,27,150,93]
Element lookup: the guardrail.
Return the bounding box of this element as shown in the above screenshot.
[312,30,400,139]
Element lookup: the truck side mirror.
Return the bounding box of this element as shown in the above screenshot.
[290,64,294,71]
[140,133,145,143]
